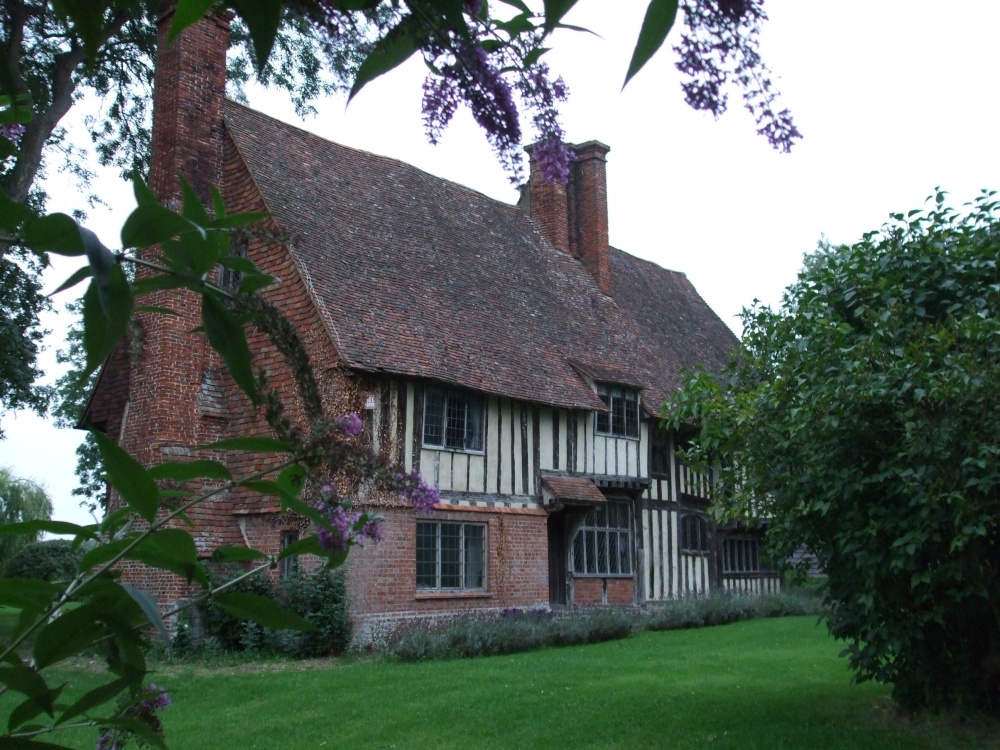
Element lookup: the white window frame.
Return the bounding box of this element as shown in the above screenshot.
[416,520,487,591]
[595,384,640,439]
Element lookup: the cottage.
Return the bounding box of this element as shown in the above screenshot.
[83,8,780,640]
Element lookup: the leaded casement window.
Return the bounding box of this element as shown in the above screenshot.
[416,521,487,591]
[423,387,484,452]
[220,240,249,290]
[280,530,299,579]
[595,384,640,439]
[722,537,777,574]
[650,426,670,476]
[680,514,709,555]
[572,501,633,576]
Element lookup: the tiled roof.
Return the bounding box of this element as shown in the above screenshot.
[541,474,607,506]
[223,101,737,416]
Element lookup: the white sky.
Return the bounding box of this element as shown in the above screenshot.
[1,0,998,526]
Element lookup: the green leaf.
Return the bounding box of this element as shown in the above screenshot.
[0,191,34,232]
[55,676,131,727]
[623,0,678,89]
[0,579,57,613]
[212,545,268,563]
[202,436,293,452]
[148,459,232,482]
[0,520,93,538]
[21,213,85,256]
[0,664,54,714]
[202,292,258,403]
[542,0,580,33]
[230,0,283,72]
[33,604,105,669]
[236,272,275,295]
[79,537,133,571]
[121,204,203,249]
[96,716,167,750]
[348,16,420,103]
[169,0,217,40]
[81,264,132,376]
[131,172,157,205]
[129,530,204,585]
[216,592,315,631]
[50,264,92,295]
[276,535,322,560]
[278,464,306,498]
[0,737,69,749]
[94,432,160,523]
[121,584,169,643]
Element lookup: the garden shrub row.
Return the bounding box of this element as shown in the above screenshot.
[390,588,825,662]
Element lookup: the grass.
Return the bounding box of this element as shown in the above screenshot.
[10,616,999,749]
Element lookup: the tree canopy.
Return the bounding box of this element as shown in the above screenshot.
[669,190,1000,712]
[0,466,52,567]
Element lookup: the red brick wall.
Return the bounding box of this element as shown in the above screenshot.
[345,505,549,641]
[572,576,634,607]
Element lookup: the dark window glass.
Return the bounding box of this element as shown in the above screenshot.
[572,501,632,576]
[280,530,299,579]
[722,537,776,573]
[220,240,248,290]
[595,384,640,439]
[423,387,484,451]
[680,515,709,554]
[416,521,487,591]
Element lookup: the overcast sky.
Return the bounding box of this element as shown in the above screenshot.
[1,1,998,526]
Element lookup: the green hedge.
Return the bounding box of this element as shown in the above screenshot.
[390,589,826,662]
[174,567,351,658]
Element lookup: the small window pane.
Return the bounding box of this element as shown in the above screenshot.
[439,524,461,588]
[464,525,485,589]
[424,389,444,446]
[465,394,483,451]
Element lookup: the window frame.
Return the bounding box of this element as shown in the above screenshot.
[416,520,488,592]
[680,514,710,556]
[594,384,640,440]
[422,386,485,453]
[721,536,777,574]
[220,239,249,291]
[572,500,633,577]
[279,529,299,579]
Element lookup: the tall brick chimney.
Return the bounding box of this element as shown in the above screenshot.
[122,6,229,469]
[522,141,612,295]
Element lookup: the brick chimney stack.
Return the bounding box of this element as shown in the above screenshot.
[123,6,229,471]
[148,4,230,204]
[522,141,612,295]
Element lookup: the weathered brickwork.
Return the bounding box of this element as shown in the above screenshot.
[572,577,635,607]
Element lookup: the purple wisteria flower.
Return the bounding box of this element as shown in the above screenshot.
[336,412,364,437]
[391,467,440,512]
[673,0,800,152]
[0,123,25,144]
[316,503,359,552]
[96,683,170,750]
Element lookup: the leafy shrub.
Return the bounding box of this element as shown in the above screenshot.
[3,540,80,582]
[644,590,825,632]
[173,567,351,658]
[391,607,634,662]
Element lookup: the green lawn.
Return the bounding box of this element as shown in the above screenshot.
[12,616,999,749]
